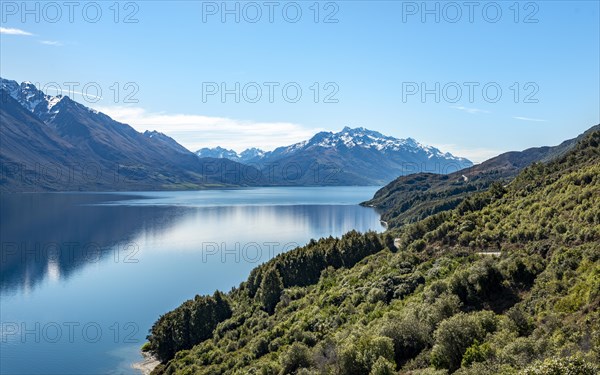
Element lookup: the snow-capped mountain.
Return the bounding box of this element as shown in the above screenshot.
[196,146,241,161]
[196,146,268,163]
[239,148,266,162]
[195,127,473,185]
[1,78,68,123]
[0,77,263,191]
[266,126,469,163]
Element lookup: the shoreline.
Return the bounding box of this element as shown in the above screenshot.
[132,352,160,375]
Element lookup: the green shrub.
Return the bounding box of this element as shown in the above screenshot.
[461,339,492,367]
[369,356,396,375]
[339,335,395,374]
[381,313,429,364]
[280,342,312,374]
[431,311,497,371]
[252,337,270,359]
[523,356,597,375]
[141,341,152,352]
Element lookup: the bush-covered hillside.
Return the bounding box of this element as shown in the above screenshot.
[146,128,599,374]
[363,125,599,229]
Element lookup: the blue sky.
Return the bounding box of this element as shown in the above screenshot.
[1,1,599,162]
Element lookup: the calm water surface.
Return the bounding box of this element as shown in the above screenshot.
[0,187,384,374]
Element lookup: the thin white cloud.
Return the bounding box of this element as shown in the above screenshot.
[513,116,547,122]
[0,27,33,36]
[94,106,325,153]
[40,40,63,46]
[42,86,103,100]
[450,106,490,115]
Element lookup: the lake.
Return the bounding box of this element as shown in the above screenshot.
[0,187,384,374]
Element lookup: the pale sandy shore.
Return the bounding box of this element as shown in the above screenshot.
[132,352,160,375]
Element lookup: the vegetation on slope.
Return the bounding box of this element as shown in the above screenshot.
[363,125,599,229]
[146,128,600,374]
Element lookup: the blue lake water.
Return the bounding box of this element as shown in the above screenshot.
[0,187,384,374]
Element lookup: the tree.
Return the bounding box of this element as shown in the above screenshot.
[147,293,232,362]
[260,266,284,314]
[430,311,497,371]
[339,335,395,374]
[381,314,429,365]
[280,342,312,374]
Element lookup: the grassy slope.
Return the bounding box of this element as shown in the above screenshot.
[152,129,599,375]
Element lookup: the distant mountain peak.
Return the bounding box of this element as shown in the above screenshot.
[295,126,462,163]
[341,126,372,134]
[195,126,473,184]
[196,146,240,160]
[239,147,266,160]
[195,146,269,163]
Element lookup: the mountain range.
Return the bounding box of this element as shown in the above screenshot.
[197,127,473,185]
[9,76,587,193]
[195,146,266,162]
[0,77,476,190]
